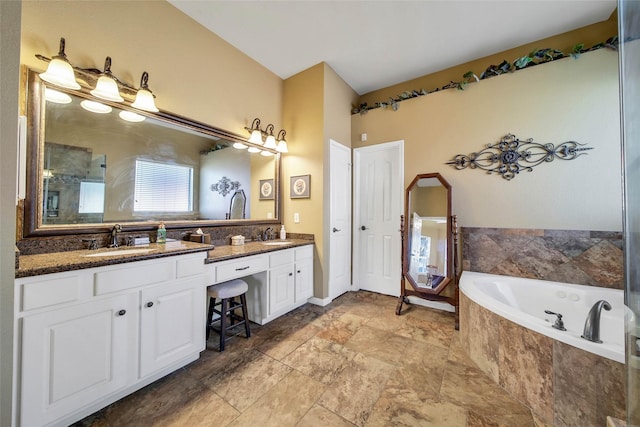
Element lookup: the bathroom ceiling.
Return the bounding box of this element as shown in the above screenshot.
[168,1,616,95]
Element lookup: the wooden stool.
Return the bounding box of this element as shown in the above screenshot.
[206,279,250,351]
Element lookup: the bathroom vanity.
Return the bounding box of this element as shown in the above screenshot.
[13,239,313,427]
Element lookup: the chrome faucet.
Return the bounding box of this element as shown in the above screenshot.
[581,300,611,343]
[110,224,122,248]
[263,227,273,241]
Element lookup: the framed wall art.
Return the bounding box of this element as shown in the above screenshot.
[259,178,274,200]
[290,174,310,199]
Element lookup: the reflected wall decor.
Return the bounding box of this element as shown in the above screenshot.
[259,179,274,200]
[446,133,593,180]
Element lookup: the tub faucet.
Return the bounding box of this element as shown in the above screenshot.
[581,300,611,343]
[110,224,122,248]
[544,310,566,331]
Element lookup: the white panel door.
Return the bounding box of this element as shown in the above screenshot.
[20,293,138,427]
[329,139,352,299]
[140,277,205,378]
[354,141,403,296]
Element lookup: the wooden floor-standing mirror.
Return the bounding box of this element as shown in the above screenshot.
[395,172,460,329]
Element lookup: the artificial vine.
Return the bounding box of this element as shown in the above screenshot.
[351,36,619,115]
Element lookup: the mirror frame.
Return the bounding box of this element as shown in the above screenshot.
[402,172,453,295]
[22,68,281,237]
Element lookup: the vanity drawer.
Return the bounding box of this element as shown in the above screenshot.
[94,261,172,295]
[295,245,313,261]
[269,249,293,268]
[215,255,268,283]
[176,254,206,279]
[20,273,82,312]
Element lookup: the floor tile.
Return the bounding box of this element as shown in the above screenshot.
[297,404,356,426]
[366,395,467,427]
[344,325,411,364]
[317,352,396,427]
[228,370,325,427]
[281,336,357,384]
[395,314,455,349]
[316,312,368,344]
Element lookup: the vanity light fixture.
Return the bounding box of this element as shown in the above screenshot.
[260,150,275,157]
[91,57,124,102]
[119,111,146,123]
[245,118,264,145]
[44,88,72,104]
[80,100,112,114]
[38,38,81,90]
[131,72,159,112]
[247,146,262,153]
[276,129,288,153]
[233,142,248,149]
[263,124,277,150]
[37,37,160,112]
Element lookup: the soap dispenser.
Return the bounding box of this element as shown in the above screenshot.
[280,225,286,240]
[157,222,167,243]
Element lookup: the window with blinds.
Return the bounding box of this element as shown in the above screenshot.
[134,160,193,212]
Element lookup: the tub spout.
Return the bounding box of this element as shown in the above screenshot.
[581,300,611,343]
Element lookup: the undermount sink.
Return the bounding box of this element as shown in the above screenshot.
[261,241,292,246]
[83,248,158,257]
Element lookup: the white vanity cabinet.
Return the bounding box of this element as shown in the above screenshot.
[14,252,207,427]
[208,244,314,325]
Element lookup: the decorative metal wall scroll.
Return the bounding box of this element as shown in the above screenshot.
[210,176,241,196]
[445,133,592,180]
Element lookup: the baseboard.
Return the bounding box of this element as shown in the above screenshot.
[407,296,455,312]
[307,296,333,306]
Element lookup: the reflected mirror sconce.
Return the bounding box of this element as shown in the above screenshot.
[37,37,159,112]
[445,133,593,181]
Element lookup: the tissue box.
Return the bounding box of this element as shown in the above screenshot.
[189,233,211,244]
[231,235,245,246]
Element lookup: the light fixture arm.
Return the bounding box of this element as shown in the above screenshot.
[277,129,286,140]
[265,123,275,136]
[139,71,150,90]
[55,38,68,60]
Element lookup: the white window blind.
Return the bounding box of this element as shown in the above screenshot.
[134,160,193,212]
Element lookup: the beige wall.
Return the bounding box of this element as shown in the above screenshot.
[353,49,622,232]
[1,1,21,423]
[20,0,283,137]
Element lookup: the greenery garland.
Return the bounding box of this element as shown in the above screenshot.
[351,36,619,115]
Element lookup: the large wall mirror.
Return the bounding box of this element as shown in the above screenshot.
[23,68,280,237]
[397,173,458,323]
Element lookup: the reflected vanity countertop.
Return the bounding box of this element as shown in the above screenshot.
[205,239,314,263]
[15,241,214,278]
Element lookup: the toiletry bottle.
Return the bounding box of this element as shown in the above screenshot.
[157,222,167,243]
[280,225,286,240]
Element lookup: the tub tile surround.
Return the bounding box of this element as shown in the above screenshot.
[461,292,626,426]
[462,227,624,289]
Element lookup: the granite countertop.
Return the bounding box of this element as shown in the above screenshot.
[16,240,214,278]
[205,239,314,263]
[16,238,315,278]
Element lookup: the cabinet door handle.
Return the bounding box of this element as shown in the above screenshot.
[289,272,293,276]
[361,225,368,231]
[236,266,250,271]
[116,309,126,316]
[297,270,301,273]
[332,227,341,233]
[146,301,154,308]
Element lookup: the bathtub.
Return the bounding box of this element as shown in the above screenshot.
[459,271,625,363]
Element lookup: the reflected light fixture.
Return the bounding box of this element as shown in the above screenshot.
[39,38,81,90]
[90,57,124,102]
[276,129,288,153]
[247,146,262,153]
[119,110,146,122]
[45,88,72,104]
[263,124,277,150]
[260,150,274,157]
[131,72,159,112]
[233,141,248,149]
[80,100,112,114]
[245,118,264,145]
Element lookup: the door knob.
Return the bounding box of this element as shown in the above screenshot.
[116,309,126,316]
[361,225,367,231]
[333,227,341,233]
[146,301,154,308]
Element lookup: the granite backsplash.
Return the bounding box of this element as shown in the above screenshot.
[16,224,313,256]
[462,227,623,289]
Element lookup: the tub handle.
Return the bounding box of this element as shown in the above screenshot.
[544,310,567,331]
